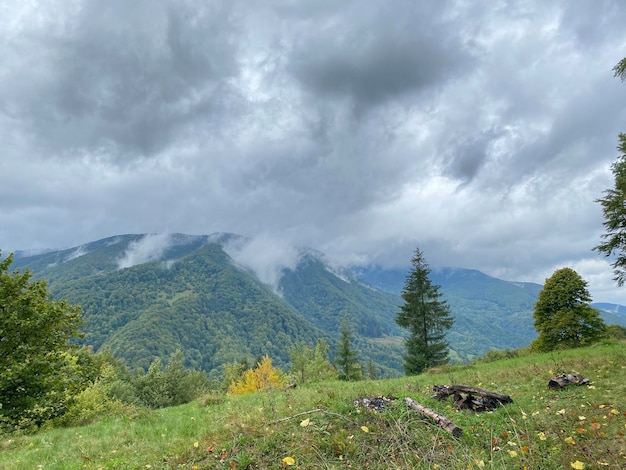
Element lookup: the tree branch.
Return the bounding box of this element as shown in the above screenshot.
[403,397,463,438]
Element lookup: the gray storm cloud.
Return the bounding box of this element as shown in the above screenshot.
[2,0,239,160]
[1,0,626,303]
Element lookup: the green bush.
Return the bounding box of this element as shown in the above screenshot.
[54,380,132,427]
[134,350,211,408]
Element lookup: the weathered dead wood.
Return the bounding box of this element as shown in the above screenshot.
[548,373,589,390]
[403,397,463,438]
[432,385,513,411]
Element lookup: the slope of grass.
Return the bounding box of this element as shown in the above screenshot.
[1,342,625,469]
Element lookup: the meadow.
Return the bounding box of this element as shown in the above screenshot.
[1,341,624,469]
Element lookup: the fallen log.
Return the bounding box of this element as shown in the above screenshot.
[403,397,463,438]
[432,385,513,412]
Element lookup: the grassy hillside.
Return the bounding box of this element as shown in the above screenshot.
[2,342,624,469]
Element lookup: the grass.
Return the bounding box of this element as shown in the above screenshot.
[1,341,625,469]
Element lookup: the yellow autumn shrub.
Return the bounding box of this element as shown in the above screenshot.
[228,355,287,395]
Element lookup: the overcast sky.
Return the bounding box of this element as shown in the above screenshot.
[2,0,626,303]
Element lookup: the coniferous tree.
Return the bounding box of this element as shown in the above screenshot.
[396,248,454,375]
[614,57,626,81]
[595,58,626,285]
[531,267,606,352]
[595,133,626,285]
[335,320,362,381]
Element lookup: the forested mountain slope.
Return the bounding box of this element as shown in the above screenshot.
[37,242,328,378]
[279,253,405,374]
[9,233,625,375]
[9,234,405,377]
[357,265,626,361]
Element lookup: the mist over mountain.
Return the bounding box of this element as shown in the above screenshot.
[7,233,626,376]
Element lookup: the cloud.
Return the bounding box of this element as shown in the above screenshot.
[2,0,626,305]
[65,245,88,262]
[117,233,173,269]
[223,235,302,292]
[288,3,474,113]
[1,0,240,160]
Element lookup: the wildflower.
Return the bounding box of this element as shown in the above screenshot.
[538,432,547,441]
[300,418,311,427]
[508,450,518,458]
[570,461,585,469]
[282,456,295,466]
[361,426,369,433]
[564,436,576,445]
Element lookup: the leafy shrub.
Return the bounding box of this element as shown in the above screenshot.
[54,379,132,427]
[605,324,626,340]
[134,350,210,408]
[229,355,287,395]
[289,339,338,384]
[221,358,250,392]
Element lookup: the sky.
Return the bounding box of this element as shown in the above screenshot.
[2,0,626,303]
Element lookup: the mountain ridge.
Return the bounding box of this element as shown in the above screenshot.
[6,233,626,375]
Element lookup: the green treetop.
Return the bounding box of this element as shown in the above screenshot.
[531,267,606,352]
[0,252,84,429]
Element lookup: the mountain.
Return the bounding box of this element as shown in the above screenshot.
[357,265,626,361]
[8,233,625,377]
[8,234,405,378]
[278,253,405,374]
[590,302,626,327]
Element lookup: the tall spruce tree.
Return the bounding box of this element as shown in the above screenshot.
[396,248,453,375]
[531,267,606,352]
[595,58,626,284]
[335,320,362,381]
[595,133,626,285]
